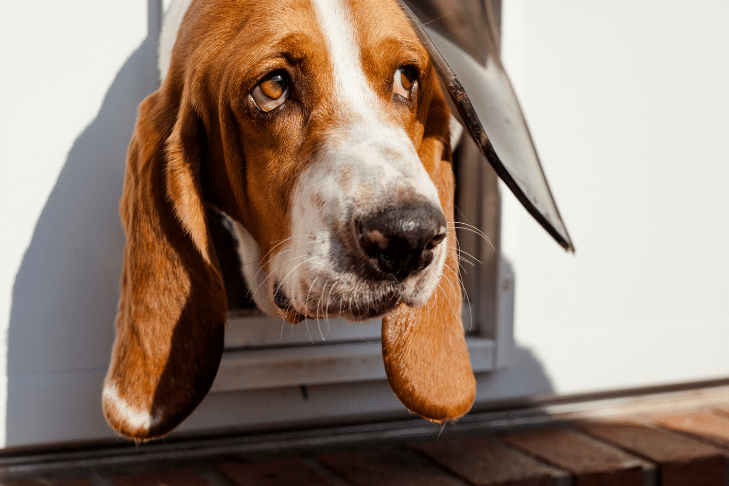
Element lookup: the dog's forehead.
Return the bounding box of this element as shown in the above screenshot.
[341,0,425,51]
[265,0,420,42]
[219,0,423,68]
[309,0,426,67]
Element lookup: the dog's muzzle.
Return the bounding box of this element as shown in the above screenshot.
[271,201,448,322]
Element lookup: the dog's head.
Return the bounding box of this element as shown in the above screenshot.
[103,0,475,440]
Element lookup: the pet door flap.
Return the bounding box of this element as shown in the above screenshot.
[400,0,574,251]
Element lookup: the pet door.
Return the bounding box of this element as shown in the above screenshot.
[196,0,570,430]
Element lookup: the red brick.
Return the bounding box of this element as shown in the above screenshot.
[652,412,729,450]
[111,467,209,486]
[499,427,645,486]
[317,448,464,486]
[1,479,93,486]
[712,405,729,418]
[412,436,567,486]
[218,456,336,486]
[580,420,725,486]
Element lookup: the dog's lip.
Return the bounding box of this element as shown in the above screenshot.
[273,282,400,322]
[337,290,401,321]
[273,284,306,324]
[273,284,293,310]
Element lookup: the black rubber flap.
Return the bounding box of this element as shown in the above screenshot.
[400,0,574,251]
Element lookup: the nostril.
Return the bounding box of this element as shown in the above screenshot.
[425,226,447,250]
[356,204,447,280]
[358,224,391,254]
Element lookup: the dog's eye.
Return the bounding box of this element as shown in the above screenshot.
[251,72,290,112]
[393,67,417,100]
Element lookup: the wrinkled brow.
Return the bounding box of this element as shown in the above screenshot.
[373,37,428,64]
[269,32,326,63]
[236,31,326,72]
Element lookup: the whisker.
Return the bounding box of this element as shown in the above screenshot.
[243,237,295,289]
[441,264,460,297]
[443,263,472,330]
[304,318,313,344]
[301,277,319,343]
[446,247,478,269]
[449,221,488,238]
[305,276,318,310]
[316,280,328,341]
[427,290,438,313]
[454,247,482,265]
[338,289,345,321]
[436,282,457,317]
[261,254,320,297]
[256,236,295,265]
[325,281,339,332]
[423,285,432,325]
[250,238,319,296]
[251,251,304,296]
[348,293,355,321]
[437,420,448,439]
[421,11,454,27]
[450,222,496,252]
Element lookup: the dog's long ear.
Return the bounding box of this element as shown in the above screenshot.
[382,76,476,422]
[102,83,226,441]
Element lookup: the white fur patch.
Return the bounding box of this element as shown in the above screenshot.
[232,220,280,317]
[309,0,439,202]
[310,0,379,116]
[103,384,161,432]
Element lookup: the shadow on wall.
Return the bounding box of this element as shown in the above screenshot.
[5,0,161,446]
[475,346,554,404]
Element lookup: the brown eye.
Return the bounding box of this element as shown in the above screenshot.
[251,72,290,112]
[393,67,417,100]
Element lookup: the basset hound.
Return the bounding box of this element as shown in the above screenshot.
[103,0,476,440]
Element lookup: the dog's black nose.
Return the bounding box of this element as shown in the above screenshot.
[356,204,447,280]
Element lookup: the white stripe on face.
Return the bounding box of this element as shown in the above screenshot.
[307,0,439,200]
[309,0,378,117]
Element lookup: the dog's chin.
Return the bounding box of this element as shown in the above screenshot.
[335,291,402,322]
[271,277,436,324]
[272,287,399,323]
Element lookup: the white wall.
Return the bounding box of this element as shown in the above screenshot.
[501,1,729,393]
[0,1,153,446]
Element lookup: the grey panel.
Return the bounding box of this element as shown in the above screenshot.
[402,0,574,251]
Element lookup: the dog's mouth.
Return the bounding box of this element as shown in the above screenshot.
[272,281,401,323]
[268,203,449,325]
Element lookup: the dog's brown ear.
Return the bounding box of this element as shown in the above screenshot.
[382,77,476,422]
[102,83,226,441]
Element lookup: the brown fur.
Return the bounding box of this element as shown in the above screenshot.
[104,0,475,441]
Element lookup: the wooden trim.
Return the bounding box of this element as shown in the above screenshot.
[211,337,495,393]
